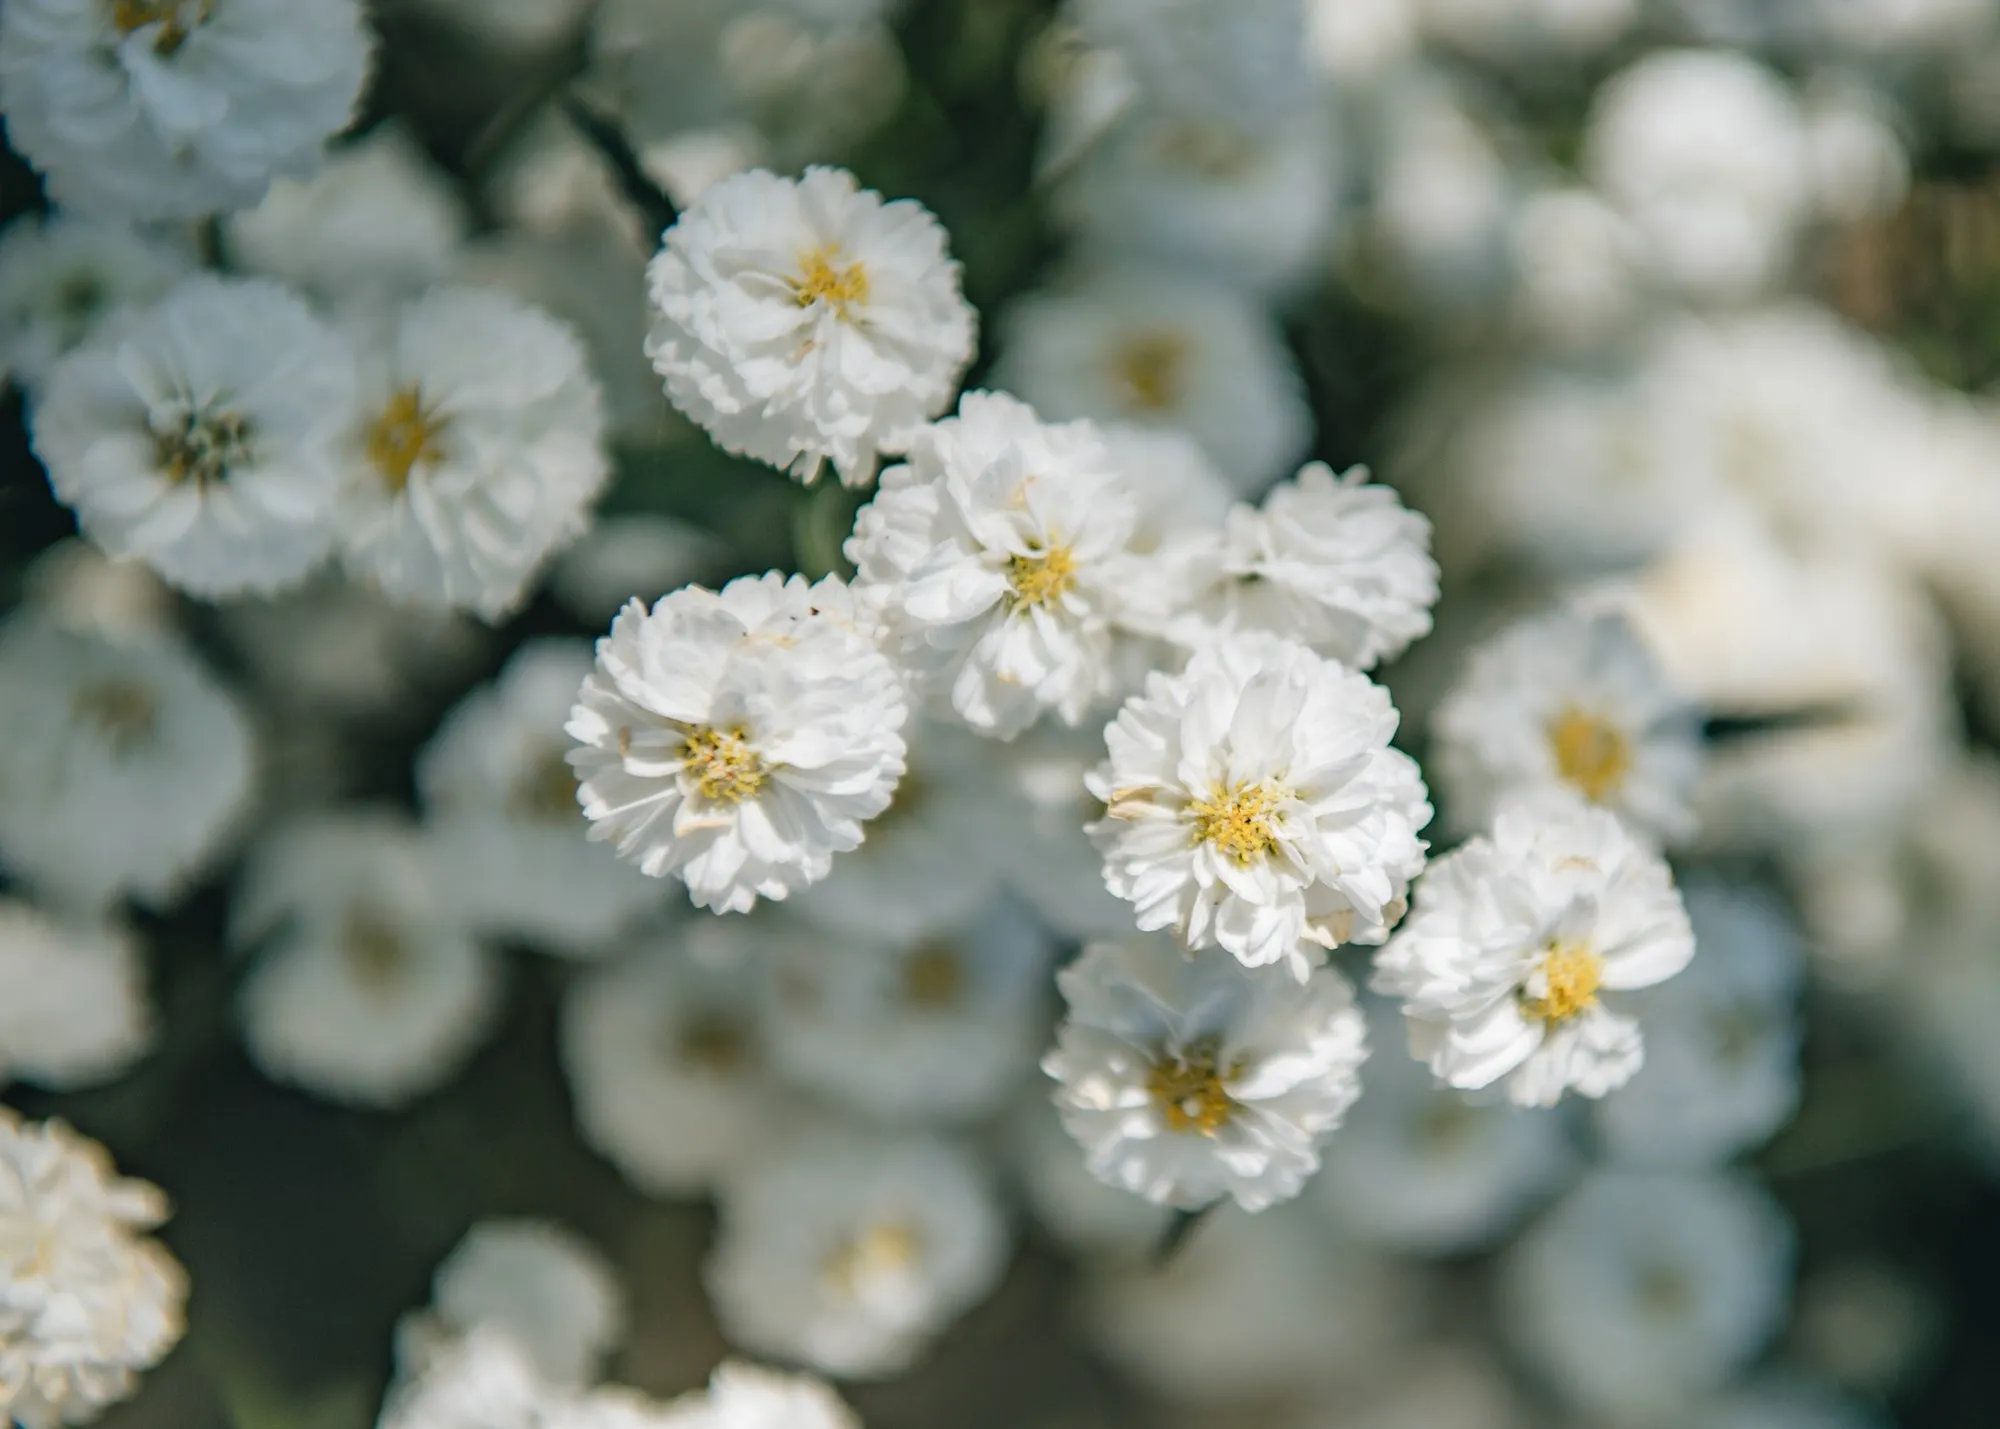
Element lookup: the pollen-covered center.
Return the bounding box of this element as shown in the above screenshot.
[512,746,581,823]
[1147,1039,1238,1136]
[1006,544,1079,609]
[1521,941,1604,1025]
[1547,705,1633,804]
[71,678,159,755]
[1187,780,1284,865]
[899,943,964,1011]
[681,725,765,803]
[822,1221,922,1298]
[1111,330,1191,413]
[366,387,450,494]
[156,408,252,489]
[794,246,871,317]
[111,0,210,54]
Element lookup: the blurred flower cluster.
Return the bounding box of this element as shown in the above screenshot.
[2,0,1999,1428]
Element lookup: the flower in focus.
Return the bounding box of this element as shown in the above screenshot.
[1088,636,1432,978]
[0,214,190,395]
[0,1111,187,1429]
[1045,934,1370,1211]
[0,902,153,1092]
[1373,796,1696,1108]
[425,1220,624,1388]
[645,165,975,487]
[32,274,358,599]
[566,573,909,913]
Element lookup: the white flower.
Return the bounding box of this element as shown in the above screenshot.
[1431,608,1703,844]
[992,264,1311,493]
[0,214,189,395]
[1594,878,1804,1166]
[705,1131,1007,1378]
[846,390,1140,737]
[654,1362,859,1429]
[1071,0,1313,136]
[379,1325,553,1429]
[1045,934,1370,1212]
[1088,637,1432,978]
[645,165,974,487]
[1499,1169,1793,1421]
[0,902,152,1092]
[20,539,176,645]
[419,640,664,956]
[233,810,501,1108]
[1311,1023,1571,1253]
[31,274,357,599]
[1372,796,1695,1108]
[559,926,784,1197]
[335,285,608,620]
[1169,462,1439,670]
[428,1220,624,1388]
[0,1111,187,1429]
[0,0,372,220]
[762,899,1055,1124]
[566,573,909,914]
[0,617,254,912]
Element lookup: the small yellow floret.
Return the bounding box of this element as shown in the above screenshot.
[1006,545,1079,609]
[365,387,449,494]
[794,247,871,316]
[1547,705,1633,804]
[1147,1040,1237,1136]
[70,678,158,755]
[1521,941,1604,1025]
[682,725,765,803]
[1112,331,1190,412]
[1187,780,1284,865]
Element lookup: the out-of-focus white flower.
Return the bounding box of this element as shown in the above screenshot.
[993,718,1141,940]
[1415,0,1635,58]
[654,1361,859,1429]
[0,214,189,395]
[764,900,1053,1123]
[1312,1026,1570,1253]
[0,617,254,912]
[992,264,1311,494]
[0,0,372,220]
[1508,186,1644,346]
[233,811,500,1108]
[379,1324,553,1429]
[645,166,974,488]
[1168,462,1439,671]
[1431,609,1703,844]
[1306,0,1418,85]
[847,390,1140,737]
[0,1111,187,1429]
[419,640,663,956]
[1088,637,1432,978]
[1697,1376,1892,1429]
[1004,1093,1173,1260]
[1596,878,1804,1166]
[20,540,176,645]
[1046,934,1370,1212]
[566,573,908,913]
[1373,796,1695,1108]
[429,1220,624,1388]
[1368,73,1515,308]
[560,927,783,1197]
[1071,0,1313,136]
[1102,422,1236,549]
[548,516,723,629]
[1802,80,1910,225]
[1298,1343,1529,1429]
[32,274,357,600]
[335,285,607,621]
[705,1131,1007,1379]
[226,124,470,304]
[1584,50,1809,302]
[0,903,152,1092]
[1499,1169,1793,1421]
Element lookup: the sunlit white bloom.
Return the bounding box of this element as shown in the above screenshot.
[0,617,254,912]
[992,264,1311,493]
[705,1132,1007,1378]
[0,903,152,1092]
[1089,637,1432,978]
[233,811,501,1108]
[654,1361,859,1429]
[1431,609,1702,844]
[32,274,357,599]
[566,572,909,912]
[0,214,189,395]
[1004,1093,1172,1260]
[1596,879,1804,1166]
[0,0,372,220]
[0,1111,187,1429]
[1046,934,1369,1211]
[1312,1026,1570,1253]
[335,285,608,620]
[1500,1169,1793,1421]
[1373,796,1696,1108]
[847,390,1140,737]
[560,927,783,1197]
[420,640,663,956]
[645,166,974,487]
[1071,0,1312,136]
[548,516,723,628]
[226,124,470,304]
[429,1220,624,1388]
[764,900,1054,1123]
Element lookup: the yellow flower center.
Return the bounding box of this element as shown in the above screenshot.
[343,912,408,995]
[1112,331,1190,413]
[1547,706,1633,804]
[1521,941,1604,1025]
[1147,1040,1238,1136]
[111,0,209,54]
[1006,544,1079,609]
[366,387,449,494]
[670,1013,751,1075]
[682,725,765,803]
[1187,780,1284,865]
[156,409,252,489]
[822,1222,921,1298]
[512,747,581,823]
[794,247,871,317]
[70,678,158,755]
[899,943,964,1010]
